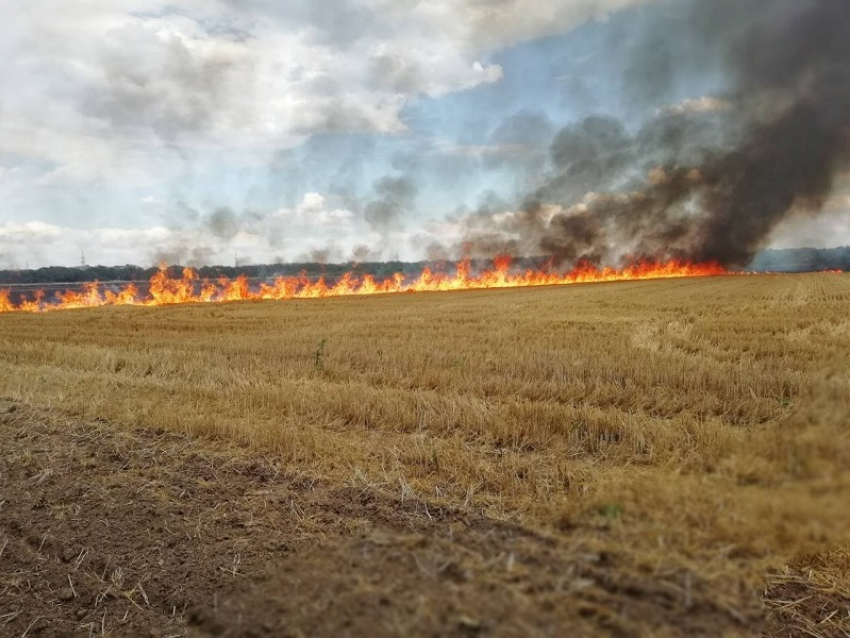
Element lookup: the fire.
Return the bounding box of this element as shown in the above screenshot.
[0,258,728,314]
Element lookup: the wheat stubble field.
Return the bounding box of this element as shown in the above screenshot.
[1,273,849,637]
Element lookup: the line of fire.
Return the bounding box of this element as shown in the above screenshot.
[0,257,730,314]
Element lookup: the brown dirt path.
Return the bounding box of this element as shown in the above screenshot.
[0,400,804,637]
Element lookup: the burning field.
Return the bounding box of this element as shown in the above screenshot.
[1,272,848,636]
[0,258,727,313]
[2,0,850,635]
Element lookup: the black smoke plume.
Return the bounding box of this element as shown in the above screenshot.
[470,0,850,268]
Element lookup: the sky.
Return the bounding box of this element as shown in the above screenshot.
[1,0,848,269]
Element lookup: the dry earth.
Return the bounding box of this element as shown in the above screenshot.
[1,403,768,638]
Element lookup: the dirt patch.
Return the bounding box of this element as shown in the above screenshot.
[0,400,797,636]
[764,550,850,638]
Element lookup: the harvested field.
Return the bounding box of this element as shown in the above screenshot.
[1,273,849,636]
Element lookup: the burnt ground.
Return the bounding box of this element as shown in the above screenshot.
[0,400,835,637]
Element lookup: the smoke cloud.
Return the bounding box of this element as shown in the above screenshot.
[364,175,418,233]
[463,0,850,268]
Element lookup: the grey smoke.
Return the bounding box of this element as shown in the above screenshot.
[151,244,216,267]
[484,110,555,175]
[163,200,202,230]
[207,208,240,239]
[466,0,850,269]
[364,175,418,232]
[351,244,383,262]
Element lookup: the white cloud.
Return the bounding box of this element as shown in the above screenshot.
[0,221,65,243]
[659,96,733,116]
[0,0,647,187]
[0,188,366,267]
[93,227,173,244]
[369,0,649,52]
[271,193,355,229]
[0,213,445,268]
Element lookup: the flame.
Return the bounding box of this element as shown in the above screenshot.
[0,258,728,314]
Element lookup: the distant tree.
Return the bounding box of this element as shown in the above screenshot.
[1,248,848,286]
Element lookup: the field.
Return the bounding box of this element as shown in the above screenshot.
[1,273,849,636]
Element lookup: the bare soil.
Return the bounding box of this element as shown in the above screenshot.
[0,400,831,637]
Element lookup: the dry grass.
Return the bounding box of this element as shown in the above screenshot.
[1,272,848,629]
[765,549,850,637]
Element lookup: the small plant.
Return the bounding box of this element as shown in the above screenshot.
[599,503,625,520]
[430,447,440,470]
[313,338,327,371]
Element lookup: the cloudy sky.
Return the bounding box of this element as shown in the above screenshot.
[2,0,848,268]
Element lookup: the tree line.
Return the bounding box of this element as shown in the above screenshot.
[0,249,847,285]
[0,260,437,285]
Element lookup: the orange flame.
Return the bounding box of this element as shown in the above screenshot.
[0,258,728,314]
